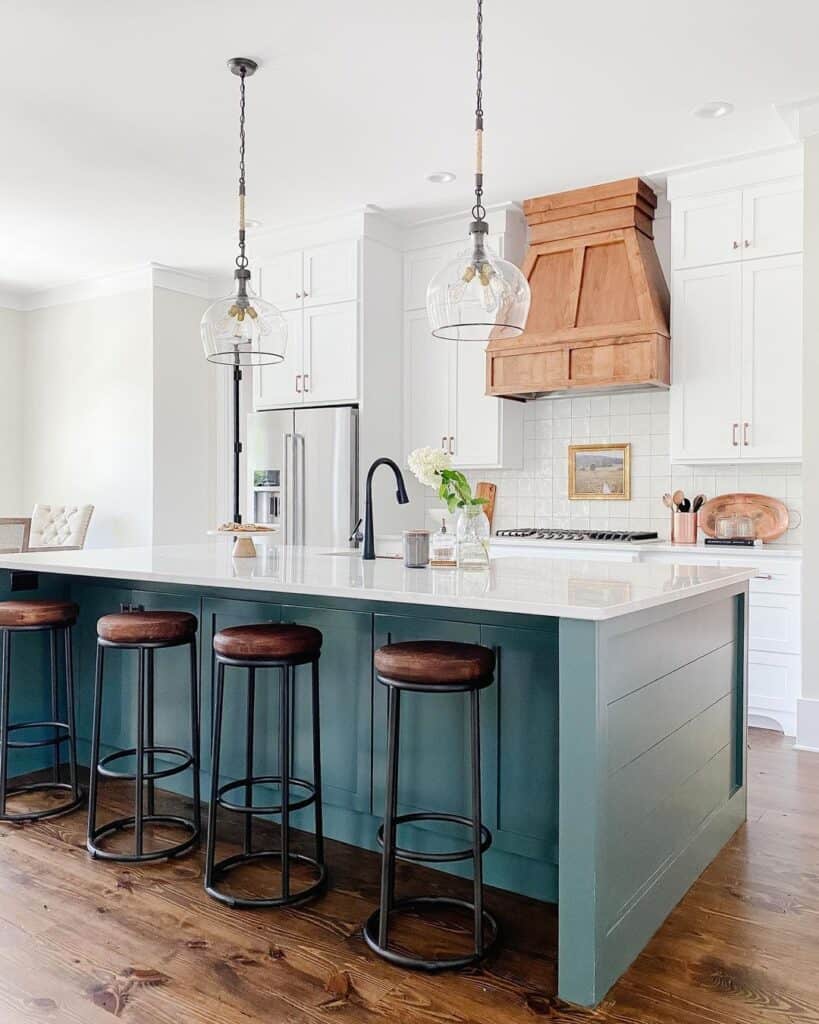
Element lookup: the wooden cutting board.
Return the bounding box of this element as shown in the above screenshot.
[475,482,497,528]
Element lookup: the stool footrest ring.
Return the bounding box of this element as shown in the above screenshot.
[87,814,199,863]
[363,896,498,971]
[6,720,70,750]
[376,812,492,864]
[216,775,316,815]
[0,782,84,823]
[206,850,327,908]
[97,746,194,782]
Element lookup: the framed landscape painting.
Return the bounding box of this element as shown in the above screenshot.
[568,443,631,500]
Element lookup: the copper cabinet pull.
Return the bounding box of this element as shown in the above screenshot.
[732,423,739,446]
[743,422,750,446]
[441,435,447,450]
[754,573,773,580]
[295,375,302,393]
[732,241,740,250]
[449,436,455,455]
[303,373,310,392]
[744,240,751,248]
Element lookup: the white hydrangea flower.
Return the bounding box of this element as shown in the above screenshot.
[407,446,452,488]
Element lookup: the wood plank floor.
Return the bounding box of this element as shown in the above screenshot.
[0,728,817,1023]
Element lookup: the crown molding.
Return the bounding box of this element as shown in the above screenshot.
[777,96,819,140]
[5,263,211,312]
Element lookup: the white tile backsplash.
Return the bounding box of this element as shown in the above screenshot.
[420,389,803,544]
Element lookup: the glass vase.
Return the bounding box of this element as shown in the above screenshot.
[456,506,490,569]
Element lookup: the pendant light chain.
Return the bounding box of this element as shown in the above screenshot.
[236,67,248,270]
[472,0,485,224]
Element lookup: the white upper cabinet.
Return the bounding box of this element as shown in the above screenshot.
[303,241,358,307]
[303,302,358,404]
[672,192,743,269]
[668,156,803,464]
[261,251,304,311]
[453,341,508,468]
[740,255,802,460]
[255,307,304,408]
[671,176,802,270]
[255,241,359,410]
[742,180,803,260]
[404,242,462,310]
[671,264,743,461]
[404,309,452,453]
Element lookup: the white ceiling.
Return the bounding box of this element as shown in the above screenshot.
[1,0,817,295]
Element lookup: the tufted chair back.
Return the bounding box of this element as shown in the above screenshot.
[29,504,94,549]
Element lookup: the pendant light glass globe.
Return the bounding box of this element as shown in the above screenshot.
[201,276,287,366]
[427,226,530,342]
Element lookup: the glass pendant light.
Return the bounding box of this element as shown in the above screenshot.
[201,58,287,366]
[426,0,531,342]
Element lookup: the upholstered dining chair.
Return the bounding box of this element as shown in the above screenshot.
[0,504,94,553]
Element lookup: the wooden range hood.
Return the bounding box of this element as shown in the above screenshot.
[486,178,670,398]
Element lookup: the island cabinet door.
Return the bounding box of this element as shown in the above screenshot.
[280,604,372,814]
[479,624,559,864]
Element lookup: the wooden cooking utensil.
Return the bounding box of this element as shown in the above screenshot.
[672,489,685,510]
[698,493,790,542]
[475,482,497,529]
[662,493,675,541]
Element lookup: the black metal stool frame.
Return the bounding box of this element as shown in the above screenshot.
[204,649,326,909]
[363,671,498,972]
[0,622,83,822]
[87,634,201,862]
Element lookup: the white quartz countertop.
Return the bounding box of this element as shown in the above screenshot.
[490,536,802,559]
[0,541,755,622]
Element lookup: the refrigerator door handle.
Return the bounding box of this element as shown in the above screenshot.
[282,433,294,546]
[294,433,306,546]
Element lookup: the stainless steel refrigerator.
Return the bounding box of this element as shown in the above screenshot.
[246,406,358,547]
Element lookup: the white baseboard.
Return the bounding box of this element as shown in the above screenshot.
[795,698,819,752]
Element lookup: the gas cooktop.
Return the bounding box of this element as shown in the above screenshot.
[495,528,659,543]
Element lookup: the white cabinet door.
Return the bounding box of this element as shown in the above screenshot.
[671,264,743,460]
[740,255,802,460]
[453,341,501,467]
[671,192,743,269]
[748,651,800,735]
[302,301,358,404]
[404,310,452,454]
[742,179,803,259]
[303,241,358,307]
[404,242,462,311]
[749,593,801,655]
[255,308,304,409]
[259,252,304,311]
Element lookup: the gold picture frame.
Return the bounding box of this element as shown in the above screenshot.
[568,443,631,500]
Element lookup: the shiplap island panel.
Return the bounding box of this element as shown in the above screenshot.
[0,543,752,1007]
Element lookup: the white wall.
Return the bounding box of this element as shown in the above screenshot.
[21,290,154,547]
[0,307,24,513]
[152,287,215,543]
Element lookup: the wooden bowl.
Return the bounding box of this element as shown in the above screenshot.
[698,493,790,542]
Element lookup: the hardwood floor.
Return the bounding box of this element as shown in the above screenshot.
[0,728,816,1023]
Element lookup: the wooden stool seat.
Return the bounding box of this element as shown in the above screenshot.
[97,611,197,645]
[0,600,78,629]
[374,641,495,687]
[213,623,322,662]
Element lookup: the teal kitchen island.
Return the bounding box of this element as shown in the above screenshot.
[0,542,752,1007]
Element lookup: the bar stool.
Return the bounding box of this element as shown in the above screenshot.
[87,608,200,862]
[0,600,83,821]
[364,640,498,971]
[205,622,326,908]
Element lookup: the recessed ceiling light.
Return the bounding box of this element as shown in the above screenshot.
[245,218,263,229]
[693,101,734,120]
[426,171,457,184]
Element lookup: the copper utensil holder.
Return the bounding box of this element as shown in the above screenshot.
[673,511,697,545]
